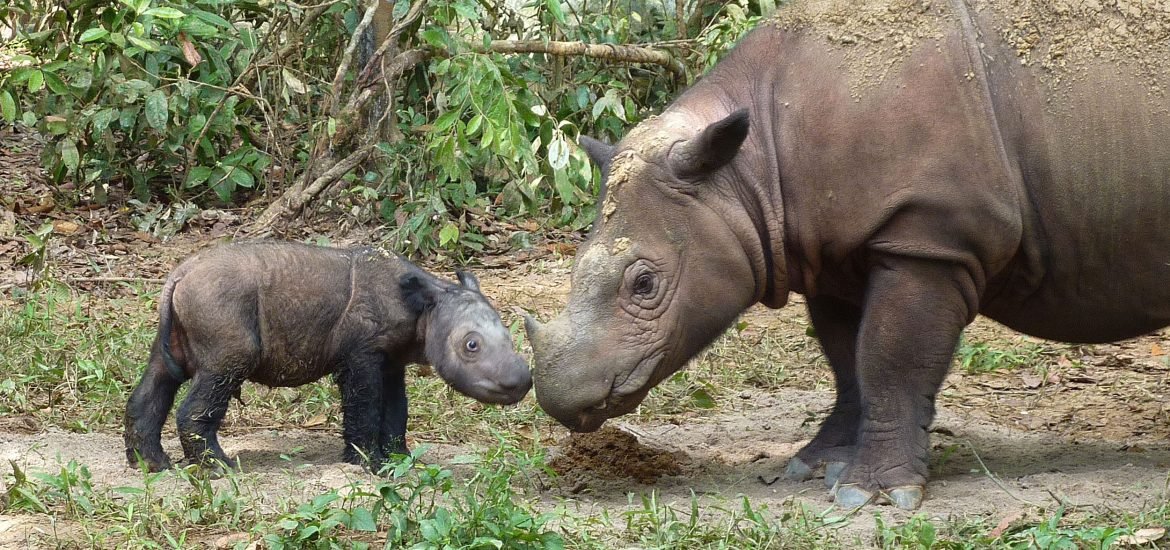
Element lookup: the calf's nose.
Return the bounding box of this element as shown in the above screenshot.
[498,360,533,395]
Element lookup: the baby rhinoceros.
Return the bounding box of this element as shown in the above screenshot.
[123,241,531,473]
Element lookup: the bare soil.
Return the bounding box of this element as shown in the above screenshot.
[2,126,1169,546]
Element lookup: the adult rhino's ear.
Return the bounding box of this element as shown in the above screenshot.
[455,270,480,292]
[578,135,615,171]
[670,108,750,181]
[400,274,440,314]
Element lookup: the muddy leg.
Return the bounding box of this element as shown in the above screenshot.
[786,295,863,488]
[335,350,385,468]
[378,361,409,460]
[176,368,244,470]
[124,340,184,471]
[831,257,972,510]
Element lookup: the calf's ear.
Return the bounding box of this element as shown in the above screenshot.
[670,108,750,181]
[455,270,480,292]
[400,275,440,314]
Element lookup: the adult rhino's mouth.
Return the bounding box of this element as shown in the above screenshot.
[610,349,665,400]
[570,350,666,432]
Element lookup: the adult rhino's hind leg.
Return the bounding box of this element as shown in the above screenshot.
[124,339,184,471]
[831,257,971,511]
[786,295,863,488]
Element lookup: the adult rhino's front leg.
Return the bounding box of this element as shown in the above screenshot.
[829,256,973,510]
[786,295,863,488]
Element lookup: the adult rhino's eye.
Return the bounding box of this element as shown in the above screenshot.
[465,338,480,353]
[633,273,655,296]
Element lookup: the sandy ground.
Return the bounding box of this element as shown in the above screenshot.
[2,380,1168,547]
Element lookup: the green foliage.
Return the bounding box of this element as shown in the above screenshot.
[260,445,564,549]
[954,336,1048,375]
[873,507,1150,550]
[3,0,763,256]
[0,0,320,203]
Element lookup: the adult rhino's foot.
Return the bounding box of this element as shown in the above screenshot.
[784,444,855,483]
[784,457,849,489]
[830,451,928,510]
[832,483,924,510]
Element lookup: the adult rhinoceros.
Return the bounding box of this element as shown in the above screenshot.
[524,0,1170,509]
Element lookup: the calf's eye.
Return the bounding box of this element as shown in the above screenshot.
[465,338,480,353]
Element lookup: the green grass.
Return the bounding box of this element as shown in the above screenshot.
[952,333,1074,377]
[873,500,1170,549]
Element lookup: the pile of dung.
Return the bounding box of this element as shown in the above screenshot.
[548,425,684,485]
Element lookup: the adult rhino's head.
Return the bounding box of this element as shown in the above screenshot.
[527,108,785,432]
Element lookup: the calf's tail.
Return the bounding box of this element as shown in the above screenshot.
[156,273,189,383]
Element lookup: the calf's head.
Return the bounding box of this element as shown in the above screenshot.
[402,271,532,404]
[526,109,765,432]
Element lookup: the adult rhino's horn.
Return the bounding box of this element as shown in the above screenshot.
[671,108,751,181]
[523,314,544,345]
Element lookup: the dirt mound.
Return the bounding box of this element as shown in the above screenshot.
[769,0,952,98]
[548,426,685,485]
[982,0,1170,95]
[766,0,1170,99]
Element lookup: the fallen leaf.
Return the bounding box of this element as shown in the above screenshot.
[26,197,55,214]
[0,209,14,236]
[1150,343,1164,357]
[988,509,1025,538]
[52,220,81,235]
[1117,527,1165,546]
[302,413,327,428]
[1021,374,1043,389]
[179,33,202,66]
[214,533,250,549]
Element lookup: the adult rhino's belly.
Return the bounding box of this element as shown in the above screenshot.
[983,269,1170,343]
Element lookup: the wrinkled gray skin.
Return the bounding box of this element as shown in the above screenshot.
[124,241,531,473]
[526,4,1170,510]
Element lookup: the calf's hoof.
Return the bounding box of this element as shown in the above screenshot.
[126,450,173,473]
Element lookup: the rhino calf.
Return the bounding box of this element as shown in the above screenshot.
[124,241,531,472]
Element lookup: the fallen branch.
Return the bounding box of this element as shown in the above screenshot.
[478,40,686,77]
[250,145,376,230]
[66,276,166,284]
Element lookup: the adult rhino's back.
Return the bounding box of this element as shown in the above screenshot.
[964,0,1170,340]
[768,0,1170,341]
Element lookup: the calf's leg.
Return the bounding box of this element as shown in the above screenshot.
[378,361,409,460]
[124,339,184,471]
[176,369,243,469]
[335,349,386,469]
[175,340,254,469]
